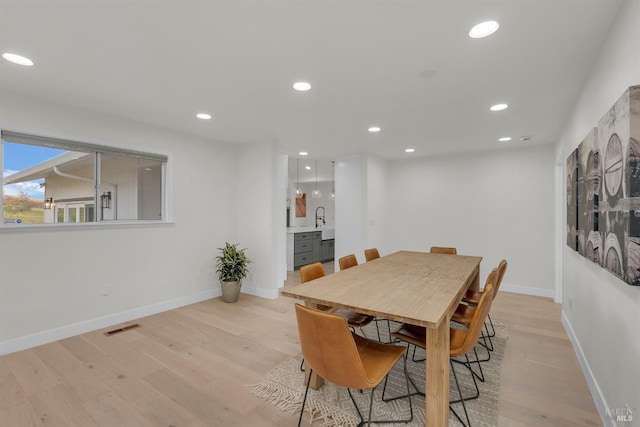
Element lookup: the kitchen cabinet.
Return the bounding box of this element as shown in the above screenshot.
[291,231,335,270]
[287,227,335,271]
[321,239,335,262]
[293,231,321,270]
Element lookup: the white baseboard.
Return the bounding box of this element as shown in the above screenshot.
[241,284,280,300]
[561,311,610,427]
[0,289,219,356]
[500,282,555,299]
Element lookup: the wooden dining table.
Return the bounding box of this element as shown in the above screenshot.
[280,250,482,427]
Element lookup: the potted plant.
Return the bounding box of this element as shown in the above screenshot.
[215,242,251,303]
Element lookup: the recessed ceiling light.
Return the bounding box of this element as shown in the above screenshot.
[305,165,311,170]
[490,103,508,112]
[293,81,311,91]
[368,126,381,133]
[299,151,308,156]
[498,137,512,142]
[2,52,34,66]
[405,148,415,153]
[196,113,212,120]
[469,21,499,39]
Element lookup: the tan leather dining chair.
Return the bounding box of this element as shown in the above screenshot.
[337,254,385,342]
[299,262,325,283]
[364,248,380,262]
[464,260,507,305]
[453,267,499,323]
[299,262,374,331]
[429,246,457,255]
[454,260,508,355]
[390,282,495,427]
[338,253,359,270]
[295,304,413,427]
[452,268,499,357]
[298,262,375,372]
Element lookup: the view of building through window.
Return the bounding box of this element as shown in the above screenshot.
[2,134,166,225]
[3,142,66,224]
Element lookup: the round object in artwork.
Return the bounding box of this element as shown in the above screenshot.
[604,133,623,207]
[604,232,624,279]
[626,137,640,197]
[586,231,602,265]
[626,240,640,286]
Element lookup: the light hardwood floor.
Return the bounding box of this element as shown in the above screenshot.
[0,265,602,426]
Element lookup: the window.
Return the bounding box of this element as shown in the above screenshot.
[2,131,167,226]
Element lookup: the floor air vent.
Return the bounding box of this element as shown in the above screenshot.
[104,323,140,336]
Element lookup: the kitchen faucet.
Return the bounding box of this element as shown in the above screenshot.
[315,206,326,228]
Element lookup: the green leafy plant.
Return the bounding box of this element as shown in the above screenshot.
[215,242,251,282]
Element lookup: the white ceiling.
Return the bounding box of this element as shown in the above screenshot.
[0,0,624,183]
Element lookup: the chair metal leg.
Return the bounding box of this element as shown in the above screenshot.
[449,359,472,427]
[385,319,391,343]
[453,318,492,362]
[382,350,424,400]
[487,313,496,337]
[479,321,494,352]
[411,344,426,362]
[359,326,368,339]
[297,367,313,427]
[373,320,382,342]
[452,347,485,384]
[366,384,375,427]
[471,328,493,365]
[351,355,414,425]
[374,318,393,343]
[402,353,414,422]
[449,351,483,427]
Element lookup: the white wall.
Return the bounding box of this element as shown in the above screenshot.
[0,90,241,354]
[385,144,556,296]
[366,155,389,256]
[334,155,365,266]
[556,0,640,423]
[235,142,282,298]
[333,154,389,266]
[276,152,288,286]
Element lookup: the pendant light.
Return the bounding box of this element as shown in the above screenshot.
[311,160,322,198]
[329,160,335,200]
[295,158,303,198]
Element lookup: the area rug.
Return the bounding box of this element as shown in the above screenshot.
[248,321,508,426]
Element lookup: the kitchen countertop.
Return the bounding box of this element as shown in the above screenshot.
[287,226,335,239]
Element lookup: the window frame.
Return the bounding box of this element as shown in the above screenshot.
[1,130,170,229]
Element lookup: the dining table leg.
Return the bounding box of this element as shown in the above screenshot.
[425,315,450,427]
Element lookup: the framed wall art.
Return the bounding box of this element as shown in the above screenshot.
[567,85,640,286]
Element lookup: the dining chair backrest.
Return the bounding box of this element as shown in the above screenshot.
[494,259,508,299]
[295,304,373,389]
[364,248,380,262]
[338,254,358,270]
[484,267,499,295]
[455,282,495,356]
[429,246,457,255]
[300,262,325,283]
